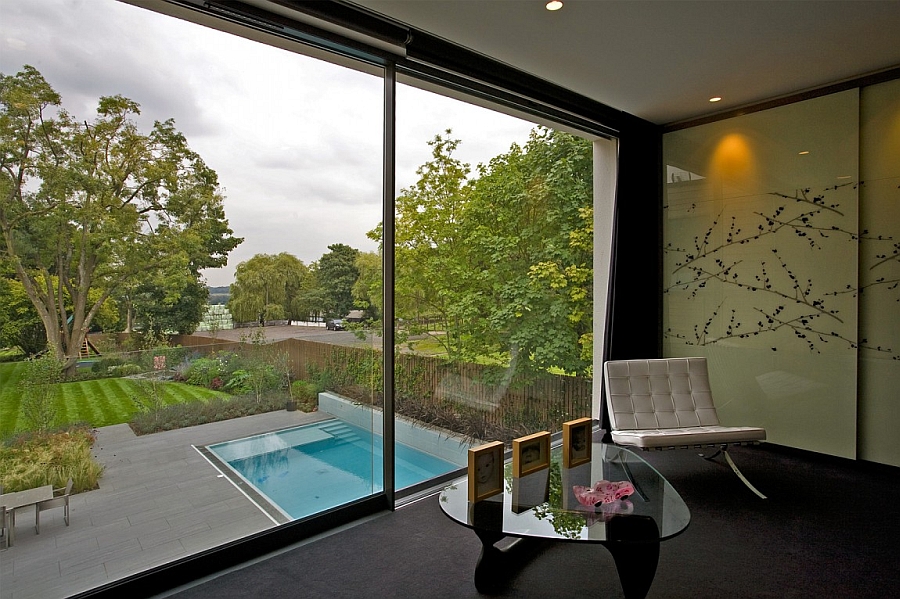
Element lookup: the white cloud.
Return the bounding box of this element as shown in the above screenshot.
[2,0,537,286]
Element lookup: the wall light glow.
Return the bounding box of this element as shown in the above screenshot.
[710,133,757,184]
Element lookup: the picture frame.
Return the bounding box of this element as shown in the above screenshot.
[512,431,551,478]
[563,417,593,468]
[468,441,504,503]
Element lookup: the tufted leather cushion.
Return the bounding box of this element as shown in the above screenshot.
[603,357,765,449]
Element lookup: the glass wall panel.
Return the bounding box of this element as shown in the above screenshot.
[858,78,900,467]
[0,1,383,596]
[663,91,860,458]
[392,82,596,476]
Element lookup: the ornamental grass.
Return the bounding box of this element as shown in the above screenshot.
[0,424,103,494]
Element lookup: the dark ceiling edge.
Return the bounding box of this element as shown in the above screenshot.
[321,0,658,137]
[664,65,900,132]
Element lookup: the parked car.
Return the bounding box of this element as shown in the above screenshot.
[326,319,345,331]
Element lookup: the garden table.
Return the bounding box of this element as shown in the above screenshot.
[0,485,53,546]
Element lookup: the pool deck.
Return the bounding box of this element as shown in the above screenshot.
[0,410,331,599]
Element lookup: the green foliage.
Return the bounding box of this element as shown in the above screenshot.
[352,251,382,320]
[129,277,209,336]
[0,360,229,436]
[384,127,594,376]
[185,357,227,388]
[0,269,45,354]
[291,379,319,411]
[0,65,241,374]
[19,352,62,432]
[228,253,312,323]
[0,424,103,494]
[129,392,286,435]
[317,243,361,318]
[129,378,168,429]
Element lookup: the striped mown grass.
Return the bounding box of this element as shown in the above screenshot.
[0,361,229,437]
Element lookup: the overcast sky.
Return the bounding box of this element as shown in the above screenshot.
[1,0,536,286]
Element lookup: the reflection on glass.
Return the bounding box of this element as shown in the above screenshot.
[393,83,595,459]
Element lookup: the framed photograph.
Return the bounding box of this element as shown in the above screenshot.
[512,431,551,477]
[468,441,504,503]
[563,417,593,468]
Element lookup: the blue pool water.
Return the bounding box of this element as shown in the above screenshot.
[207,420,459,520]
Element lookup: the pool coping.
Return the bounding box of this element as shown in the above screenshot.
[194,443,294,525]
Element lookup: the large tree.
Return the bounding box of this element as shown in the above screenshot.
[465,127,594,374]
[392,131,472,358]
[389,128,593,374]
[0,66,241,374]
[228,252,311,324]
[317,243,360,319]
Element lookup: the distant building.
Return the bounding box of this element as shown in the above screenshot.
[196,304,234,331]
[344,310,365,322]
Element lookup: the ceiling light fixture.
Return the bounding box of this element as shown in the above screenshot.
[709,97,722,103]
[546,1,563,11]
[799,151,810,155]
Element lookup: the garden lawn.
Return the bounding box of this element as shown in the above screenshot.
[0,362,229,437]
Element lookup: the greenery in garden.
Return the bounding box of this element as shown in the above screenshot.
[226,127,594,379]
[0,424,103,494]
[387,128,594,376]
[228,252,314,324]
[0,65,241,376]
[1,67,594,465]
[0,360,231,437]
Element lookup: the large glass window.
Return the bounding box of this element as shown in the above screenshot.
[0,2,615,597]
[1,1,383,595]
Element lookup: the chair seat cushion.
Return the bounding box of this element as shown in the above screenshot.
[611,425,766,449]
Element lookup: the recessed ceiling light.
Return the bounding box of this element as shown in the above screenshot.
[799,151,810,155]
[709,97,722,103]
[546,1,563,11]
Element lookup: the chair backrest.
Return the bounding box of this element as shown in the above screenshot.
[64,478,73,495]
[604,357,721,431]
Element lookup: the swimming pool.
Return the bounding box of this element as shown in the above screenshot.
[206,420,460,520]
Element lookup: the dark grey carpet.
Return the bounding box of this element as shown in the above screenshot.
[166,445,900,599]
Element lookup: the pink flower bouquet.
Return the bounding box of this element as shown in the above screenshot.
[572,480,635,507]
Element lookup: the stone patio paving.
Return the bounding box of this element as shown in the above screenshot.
[0,410,331,599]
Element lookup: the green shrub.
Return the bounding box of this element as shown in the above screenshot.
[91,356,125,375]
[224,369,252,394]
[108,363,144,377]
[129,392,287,435]
[19,353,62,433]
[185,357,225,387]
[291,380,319,411]
[0,424,103,493]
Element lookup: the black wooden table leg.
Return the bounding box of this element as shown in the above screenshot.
[473,529,510,593]
[605,516,661,599]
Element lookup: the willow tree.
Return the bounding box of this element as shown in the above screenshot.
[229,252,311,324]
[0,66,241,375]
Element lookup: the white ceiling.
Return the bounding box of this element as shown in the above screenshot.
[351,0,900,125]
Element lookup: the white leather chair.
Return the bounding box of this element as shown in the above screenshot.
[603,357,767,498]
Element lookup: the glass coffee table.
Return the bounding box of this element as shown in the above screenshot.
[439,442,690,599]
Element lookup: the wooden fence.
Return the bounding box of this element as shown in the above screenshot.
[159,334,592,438]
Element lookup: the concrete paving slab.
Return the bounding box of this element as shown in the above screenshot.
[0,409,330,599]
